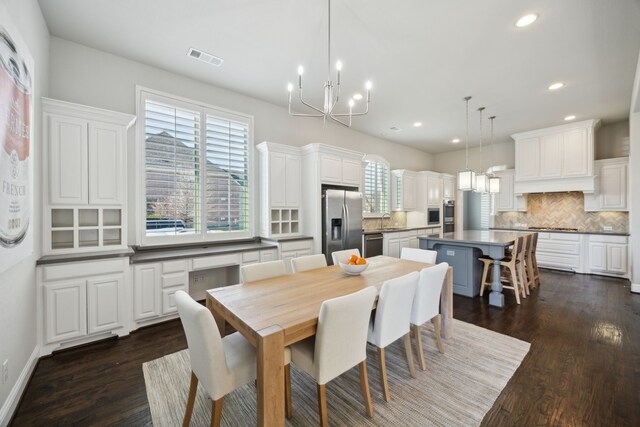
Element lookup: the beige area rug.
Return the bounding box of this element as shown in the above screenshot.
[143,320,530,426]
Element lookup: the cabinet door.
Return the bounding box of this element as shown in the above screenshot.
[342,159,362,186]
[607,244,628,274]
[87,274,123,334]
[403,175,416,210]
[281,250,297,274]
[443,177,455,201]
[427,176,442,206]
[495,172,515,211]
[515,138,540,181]
[269,153,286,207]
[320,155,342,183]
[296,249,312,257]
[260,248,278,262]
[134,264,160,321]
[409,237,419,249]
[162,287,184,315]
[539,133,563,179]
[88,122,124,205]
[388,239,401,258]
[562,128,589,177]
[49,115,89,205]
[44,280,87,343]
[588,243,607,271]
[285,155,301,207]
[600,163,627,210]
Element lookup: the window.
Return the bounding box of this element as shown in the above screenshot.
[363,155,390,216]
[480,193,490,229]
[139,89,253,243]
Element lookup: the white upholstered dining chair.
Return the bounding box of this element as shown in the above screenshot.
[174,291,292,426]
[367,271,419,401]
[290,286,377,426]
[240,260,286,283]
[330,248,361,265]
[291,254,328,273]
[410,262,449,371]
[401,247,438,264]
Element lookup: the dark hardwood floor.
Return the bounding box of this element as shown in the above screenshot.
[10,269,640,426]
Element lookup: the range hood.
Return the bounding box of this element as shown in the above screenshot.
[514,176,596,195]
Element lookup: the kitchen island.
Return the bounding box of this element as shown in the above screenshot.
[418,230,522,308]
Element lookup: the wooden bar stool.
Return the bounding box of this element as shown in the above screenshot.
[520,234,534,296]
[530,232,541,288]
[479,235,526,304]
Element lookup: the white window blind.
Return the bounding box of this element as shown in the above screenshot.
[363,158,390,214]
[480,193,490,229]
[142,91,252,240]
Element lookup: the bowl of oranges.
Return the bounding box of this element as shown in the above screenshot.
[338,254,369,275]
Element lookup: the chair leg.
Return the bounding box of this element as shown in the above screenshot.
[211,397,224,427]
[480,261,489,296]
[183,372,198,427]
[527,258,536,291]
[317,383,328,427]
[433,314,444,353]
[508,266,521,304]
[403,333,417,379]
[377,347,390,402]
[518,263,528,298]
[412,324,426,371]
[358,360,374,417]
[284,364,292,419]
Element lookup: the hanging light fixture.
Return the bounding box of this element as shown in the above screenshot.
[457,96,476,191]
[475,107,489,193]
[287,0,371,127]
[488,115,501,193]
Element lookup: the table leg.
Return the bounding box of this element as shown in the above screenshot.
[489,259,505,308]
[440,267,454,339]
[257,325,285,427]
[206,296,227,337]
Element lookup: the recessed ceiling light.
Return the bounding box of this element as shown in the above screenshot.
[452,138,460,143]
[516,13,538,28]
[548,82,565,91]
[564,115,576,121]
[413,122,422,127]
[352,93,363,100]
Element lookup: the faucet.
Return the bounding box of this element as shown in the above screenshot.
[380,212,391,230]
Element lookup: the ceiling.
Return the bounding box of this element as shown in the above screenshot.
[38,0,640,154]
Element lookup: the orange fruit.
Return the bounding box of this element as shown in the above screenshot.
[349,254,359,263]
[348,261,356,265]
[356,258,366,265]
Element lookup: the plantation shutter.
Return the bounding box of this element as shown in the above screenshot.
[364,160,389,214]
[480,193,490,229]
[144,99,201,235]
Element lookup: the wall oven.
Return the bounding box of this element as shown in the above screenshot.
[427,208,440,226]
[443,201,454,233]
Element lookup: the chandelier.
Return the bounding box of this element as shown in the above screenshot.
[287,0,371,127]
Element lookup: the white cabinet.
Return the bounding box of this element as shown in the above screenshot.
[539,133,563,179]
[493,170,527,212]
[561,128,589,177]
[383,230,420,258]
[442,175,456,201]
[39,258,129,354]
[584,158,628,212]
[535,232,584,272]
[257,142,303,237]
[515,137,540,181]
[319,154,362,186]
[586,235,628,276]
[426,175,442,207]
[391,170,417,211]
[48,115,89,205]
[134,259,189,322]
[88,122,124,205]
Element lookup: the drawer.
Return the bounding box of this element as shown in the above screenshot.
[43,258,125,282]
[242,251,260,263]
[161,272,187,288]
[536,253,580,270]
[192,253,241,271]
[588,235,627,244]
[536,241,581,255]
[416,229,428,236]
[280,240,312,252]
[549,233,581,242]
[162,259,187,274]
[260,249,278,262]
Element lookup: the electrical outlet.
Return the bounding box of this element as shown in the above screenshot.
[193,275,205,283]
[603,226,613,232]
[2,360,8,385]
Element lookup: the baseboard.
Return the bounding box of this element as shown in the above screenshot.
[0,346,39,427]
[631,283,640,294]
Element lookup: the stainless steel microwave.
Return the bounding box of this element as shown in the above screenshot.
[427,208,440,225]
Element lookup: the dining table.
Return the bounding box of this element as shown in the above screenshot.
[205,255,454,427]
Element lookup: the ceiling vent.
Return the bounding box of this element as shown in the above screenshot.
[187,47,224,67]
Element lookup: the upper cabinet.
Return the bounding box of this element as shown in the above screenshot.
[43,99,136,254]
[391,170,417,211]
[493,169,527,212]
[257,142,302,237]
[512,119,600,193]
[442,175,456,201]
[584,157,628,212]
[319,153,362,187]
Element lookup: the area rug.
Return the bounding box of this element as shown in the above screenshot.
[143,319,530,426]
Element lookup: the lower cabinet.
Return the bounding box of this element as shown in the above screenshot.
[383,229,424,258]
[535,232,584,272]
[133,259,188,322]
[587,235,628,276]
[40,258,128,355]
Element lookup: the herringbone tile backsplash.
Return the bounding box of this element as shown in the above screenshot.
[494,192,628,233]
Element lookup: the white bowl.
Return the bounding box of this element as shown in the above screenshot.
[338,260,369,275]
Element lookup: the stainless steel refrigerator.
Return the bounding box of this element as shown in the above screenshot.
[322,186,363,265]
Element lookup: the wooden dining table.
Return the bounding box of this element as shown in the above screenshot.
[205,255,454,426]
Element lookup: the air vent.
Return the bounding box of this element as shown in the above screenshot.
[389,126,402,132]
[187,47,224,67]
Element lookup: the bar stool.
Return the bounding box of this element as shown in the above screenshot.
[530,232,541,287]
[479,235,526,304]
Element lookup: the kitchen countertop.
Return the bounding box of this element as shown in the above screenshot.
[362,226,437,235]
[131,241,278,264]
[418,230,519,246]
[490,227,629,237]
[260,235,314,242]
[37,248,135,265]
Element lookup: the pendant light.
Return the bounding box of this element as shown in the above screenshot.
[488,115,501,193]
[475,107,489,193]
[457,96,476,191]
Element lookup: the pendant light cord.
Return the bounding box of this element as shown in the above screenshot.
[464,96,471,170]
[478,107,485,172]
[489,116,496,174]
[327,0,331,80]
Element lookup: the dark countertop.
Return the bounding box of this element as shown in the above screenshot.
[131,241,278,264]
[490,227,629,237]
[362,226,436,235]
[260,235,314,242]
[37,248,134,266]
[418,230,519,246]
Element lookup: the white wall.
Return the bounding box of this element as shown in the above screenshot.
[431,140,515,175]
[596,119,629,159]
[48,37,433,172]
[0,0,49,424]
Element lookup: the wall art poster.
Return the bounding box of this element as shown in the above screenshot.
[0,7,34,275]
